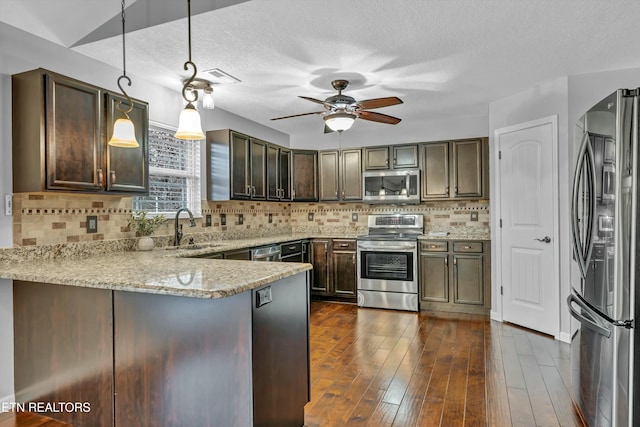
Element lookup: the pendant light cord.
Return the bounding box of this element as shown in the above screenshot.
[115,0,133,116]
[181,0,198,104]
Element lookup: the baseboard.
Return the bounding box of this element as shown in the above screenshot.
[558,331,571,343]
[490,310,501,321]
[0,393,15,406]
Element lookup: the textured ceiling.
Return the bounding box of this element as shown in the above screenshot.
[4,0,640,142]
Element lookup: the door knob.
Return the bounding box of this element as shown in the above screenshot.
[535,236,552,243]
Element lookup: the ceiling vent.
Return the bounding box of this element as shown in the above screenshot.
[201,68,241,84]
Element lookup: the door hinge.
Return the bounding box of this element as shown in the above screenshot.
[498,151,502,160]
[500,286,503,295]
[499,219,502,228]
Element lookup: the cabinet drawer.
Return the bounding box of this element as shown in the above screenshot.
[332,239,356,251]
[453,242,483,253]
[420,241,448,252]
[281,241,303,257]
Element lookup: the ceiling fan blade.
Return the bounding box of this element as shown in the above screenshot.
[324,124,334,134]
[271,111,324,121]
[358,111,402,125]
[356,96,403,110]
[299,96,328,105]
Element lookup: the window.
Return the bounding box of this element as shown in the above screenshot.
[133,124,201,216]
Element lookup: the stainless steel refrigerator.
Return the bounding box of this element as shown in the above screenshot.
[569,89,637,427]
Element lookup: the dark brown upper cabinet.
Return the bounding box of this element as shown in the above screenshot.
[421,138,488,200]
[291,150,318,202]
[266,144,291,201]
[105,93,149,194]
[318,149,362,201]
[206,130,267,200]
[364,144,418,170]
[12,69,149,195]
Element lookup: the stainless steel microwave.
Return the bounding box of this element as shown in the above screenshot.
[362,169,421,204]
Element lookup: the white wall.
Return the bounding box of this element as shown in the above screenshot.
[488,76,571,339]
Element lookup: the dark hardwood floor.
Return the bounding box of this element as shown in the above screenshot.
[305,301,586,427]
[0,412,72,427]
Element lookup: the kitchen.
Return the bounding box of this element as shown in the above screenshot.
[1,1,640,426]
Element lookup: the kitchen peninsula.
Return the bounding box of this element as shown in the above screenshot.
[0,249,312,427]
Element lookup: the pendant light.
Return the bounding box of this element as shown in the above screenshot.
[108,0,139,148]
[175,0,205,140]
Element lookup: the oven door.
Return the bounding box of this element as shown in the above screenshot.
[357,240,417,293]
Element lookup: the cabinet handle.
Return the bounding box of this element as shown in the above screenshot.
[335,190,338,197]
[393,157,397,165]
[430,245,438,248]
[340,243,349,247]
[454,257,457,265]
[445,257,448,266]
[247,185,251,195]
[97,168,103,185]
[463,245,472,249]
[292,188,295,198]
[455,186,458,195]
[288,245,296,250]
[252,186,256,196]
[110,170,116,184]
[342,191,345,199]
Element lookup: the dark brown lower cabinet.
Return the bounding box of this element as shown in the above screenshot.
[419,240,491,314]
[310,238,356,302]
[13,275,309,427]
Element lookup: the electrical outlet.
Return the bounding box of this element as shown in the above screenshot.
[4,194,12,216]
[470,211,479,222]
[351,213,358,222]
[86,215,98,233]
[205,214,212,227]
[220,213,226,226]
[268,213,273,223]
[238,214,244,225]
[308,212,314,221]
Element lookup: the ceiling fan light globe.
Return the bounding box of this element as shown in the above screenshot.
[175,103,205,140]
[324,113,356,132]
[108,117,139,148]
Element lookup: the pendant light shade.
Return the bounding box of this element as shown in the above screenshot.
[109,117,139,147]
[202,86,215,109]
[109,0,139,148]
[175,0,205,140]
[175,103,205,140]
[324,112,356,132]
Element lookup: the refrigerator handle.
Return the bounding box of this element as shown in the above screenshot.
[571,132,597,279]
[567,294,612,338]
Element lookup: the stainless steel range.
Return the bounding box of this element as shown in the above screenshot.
[357,214,423,312]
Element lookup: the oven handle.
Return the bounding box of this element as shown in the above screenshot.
[357,244,416,251]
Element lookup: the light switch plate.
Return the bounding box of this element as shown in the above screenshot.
[220,214,226,226]
[4,194,12,216]
[205,214,212,227]
[238,214,244,225]
[470,211,479,221]
[308,212,314,221]
[86,215,98,233]
[268,213,273,223]
[351,213,358,222]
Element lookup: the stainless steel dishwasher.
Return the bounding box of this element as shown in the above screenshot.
[251,245,281,261]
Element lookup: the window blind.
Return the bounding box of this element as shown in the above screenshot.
[133,125,201,216]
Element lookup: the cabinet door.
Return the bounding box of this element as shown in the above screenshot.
[291,150,318,201]
[279,148,291,200]
[341,149,362,200]
[310,240,331,295]
[105,93,149,194]
[453,254,484,305]
[421,142,449,199]
[452,139,482,198]
[392,145,419,169]
[45,74,103,191]
[319,150,339,201]
[332,250,357,298]
[230,132,251,198]
[364,146,389,170]
[420,253,449,302]
[266,144,280,200]
[250,139,267,200]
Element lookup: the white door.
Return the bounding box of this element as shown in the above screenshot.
[496,116,559,337]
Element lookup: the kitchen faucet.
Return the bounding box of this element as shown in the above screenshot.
[174,208,196,246]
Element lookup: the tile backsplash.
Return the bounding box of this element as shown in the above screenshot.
[12,193,489,247]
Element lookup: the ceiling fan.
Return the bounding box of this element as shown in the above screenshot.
[271,79,403,133]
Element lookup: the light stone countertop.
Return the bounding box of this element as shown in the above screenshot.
[0,251,312,299]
